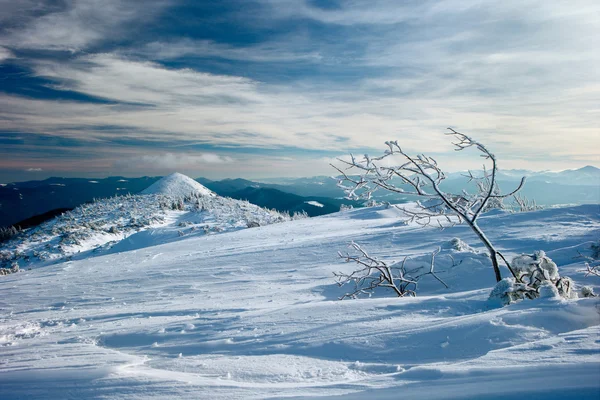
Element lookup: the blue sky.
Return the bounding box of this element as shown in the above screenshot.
[0,0,598,182]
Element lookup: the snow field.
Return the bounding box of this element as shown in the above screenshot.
[0,204,599,399]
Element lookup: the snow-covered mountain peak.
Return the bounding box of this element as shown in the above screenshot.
[141,172,215,197]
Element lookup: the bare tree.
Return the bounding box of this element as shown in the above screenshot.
[332,128,525,282]
[334,242,449,299]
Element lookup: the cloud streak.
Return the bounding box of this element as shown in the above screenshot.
[0,0,169,51]
[0,0,598,181]
[113,152,235,171]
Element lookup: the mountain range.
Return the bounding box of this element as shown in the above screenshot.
[1,166,598,228]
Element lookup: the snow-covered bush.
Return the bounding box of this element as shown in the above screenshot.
[511,194,543,212]
[0,261,19,276]
[340,204,354,212]
[363,199,380,207]
[511,250,559,282]
[489,251,575,305]
[445,237,476,253]
[0,226,21,243]
[292,210,309,220]
[580,286,596,298]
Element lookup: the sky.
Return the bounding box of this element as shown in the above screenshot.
[0,0,599,182]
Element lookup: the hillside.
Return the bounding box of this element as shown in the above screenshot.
[1,203,599,399]
[0,174,298,269]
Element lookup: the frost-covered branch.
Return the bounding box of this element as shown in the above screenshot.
[334,242,449,299]
[576,243,600,278]
[583,263,600,278]
[332,128,527,282]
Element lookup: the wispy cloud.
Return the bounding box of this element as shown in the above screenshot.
[0,0,598,180]
[139,38,323,63]
[0,46,13,62]
[113,152,234,171]
[25,167,43,172]
[0,0,168,51]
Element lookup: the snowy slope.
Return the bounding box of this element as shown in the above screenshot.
[0,188,296,269]
[1,204,599,399]
[142,172,215,197]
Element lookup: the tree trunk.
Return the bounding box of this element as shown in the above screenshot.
[468,221,502,282]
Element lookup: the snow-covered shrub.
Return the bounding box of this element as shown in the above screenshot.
[363,199,380,207]
[511,250,559,282]
[0,226,21,243]
[489,251,574,305]
[511,194,543,213]
[489,278,537,305]
[580,286,596,298]
[292,210,309,220]
[445,237,476,253]
[0,261,19,276]
[340,204,353,212]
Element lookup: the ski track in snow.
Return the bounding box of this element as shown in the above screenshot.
[1,204,599,399]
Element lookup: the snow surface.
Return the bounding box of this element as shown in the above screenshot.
[305,201,324,208]
[1,204,599,399]
[142,172,215,197]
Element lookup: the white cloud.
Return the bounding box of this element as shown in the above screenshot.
[25,167,42,171]
[0,0,168,51]
[139,39,323,63]
[113,152,234,171]
[0,46,13,62]
[34,53,261,106]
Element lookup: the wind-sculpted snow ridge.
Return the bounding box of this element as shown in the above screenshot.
[0,192,296,270]
[141,172,215,197]
[0,204,599,399]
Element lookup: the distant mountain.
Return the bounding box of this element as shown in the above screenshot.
[253,176,347,198]
[226,187,347,217]
[199,178,262,194]
[445,166,600,187]
[196,179,361,217]
[270,167,600,206]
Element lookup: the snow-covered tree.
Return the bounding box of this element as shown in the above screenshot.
[332,128,525,282]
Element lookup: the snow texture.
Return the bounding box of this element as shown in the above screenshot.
[1,203,599,399]
[141,172,215,197]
